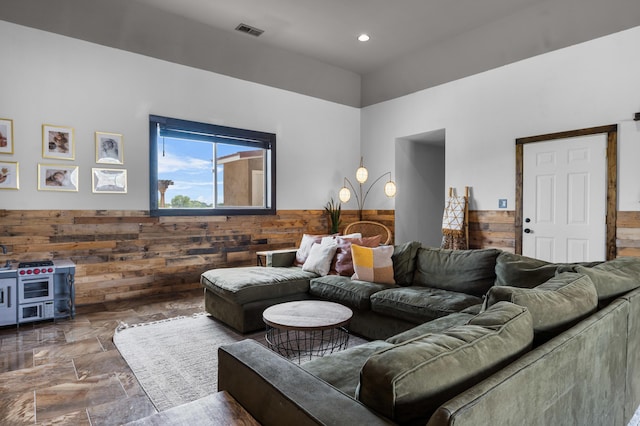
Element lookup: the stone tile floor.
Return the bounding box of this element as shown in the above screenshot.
[2,288,638,425]
[0,289,204,425]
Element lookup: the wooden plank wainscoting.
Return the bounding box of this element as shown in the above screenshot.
[616,211,640,257]
[468,210,517,252]
[0,209,393,306]
[1,209,637,307]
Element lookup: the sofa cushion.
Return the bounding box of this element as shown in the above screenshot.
[574,257,640,301]
[385,312,475,344]
[310,275,391,310]
[460,303,483,315]
[331,235,382,276]
[370,286,483,324]
[494,252,563,288]
[485,272,598,334]
[302,340,393,398]
[494,251,602,289]
[413,247,500,297]
[357,302,533,424]
[391,241,422,286]
[351,244,395,285]
[200,266,316,305]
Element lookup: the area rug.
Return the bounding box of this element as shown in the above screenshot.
[113,313,367,412]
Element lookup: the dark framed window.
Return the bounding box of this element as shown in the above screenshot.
[149,115,276,216]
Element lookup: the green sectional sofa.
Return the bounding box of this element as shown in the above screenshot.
[201,242,501,338]
[204,244,640,425]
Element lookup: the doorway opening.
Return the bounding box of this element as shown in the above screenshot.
[395,129,446,246]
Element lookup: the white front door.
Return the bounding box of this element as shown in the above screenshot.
[522,134,607,262]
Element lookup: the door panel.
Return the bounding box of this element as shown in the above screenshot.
[536,175,555,223]
[535,238,554,261]
[567,172,588,224]
[567,239,589,262]
[523,134,606,262]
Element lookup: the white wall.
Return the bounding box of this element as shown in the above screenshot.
[362,25,640,212]
[3,21,640,216]
[0,21,360,211]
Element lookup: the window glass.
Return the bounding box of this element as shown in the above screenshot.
[149,115,275,216]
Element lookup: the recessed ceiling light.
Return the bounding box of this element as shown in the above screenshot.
[358,34,370,42]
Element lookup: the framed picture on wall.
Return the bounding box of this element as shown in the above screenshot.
[42,124,75,160]
[38,163,78,191]
[0,118,14,155]
[95,131,124,164]
[0,161,19,190]
[92,168,127,193]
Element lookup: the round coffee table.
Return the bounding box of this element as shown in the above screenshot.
[262,300,353,363]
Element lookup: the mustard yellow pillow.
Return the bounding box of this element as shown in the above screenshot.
[351,244,395,285]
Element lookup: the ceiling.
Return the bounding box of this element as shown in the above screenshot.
[1,0,640,106]
[131,0,545,75]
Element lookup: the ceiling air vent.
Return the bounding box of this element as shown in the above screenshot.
[235,23,264,37]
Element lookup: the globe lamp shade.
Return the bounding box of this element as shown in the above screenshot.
[339,186,351,203]
[384,181,397,197]
[355,166,368,184]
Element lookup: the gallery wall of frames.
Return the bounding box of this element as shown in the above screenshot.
[0,118,127,194]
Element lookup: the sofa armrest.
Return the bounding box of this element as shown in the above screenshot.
[264,249,297,267]
[218,339,394,426]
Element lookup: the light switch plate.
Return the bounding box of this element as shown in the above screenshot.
[498,199,507,209]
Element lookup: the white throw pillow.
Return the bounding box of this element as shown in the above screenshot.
[320,233,361,245]
[341,232,362,239]
[295,234,327,266]
[321,235,336,245]
[302,240,338,276]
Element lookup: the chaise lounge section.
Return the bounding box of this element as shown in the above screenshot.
[201,258,314,333]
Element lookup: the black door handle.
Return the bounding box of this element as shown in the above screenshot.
[524,228,531,234]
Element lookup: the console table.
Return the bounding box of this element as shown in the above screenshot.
[256,248,297,266]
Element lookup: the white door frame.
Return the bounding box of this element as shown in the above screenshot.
[515,125,617,260]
